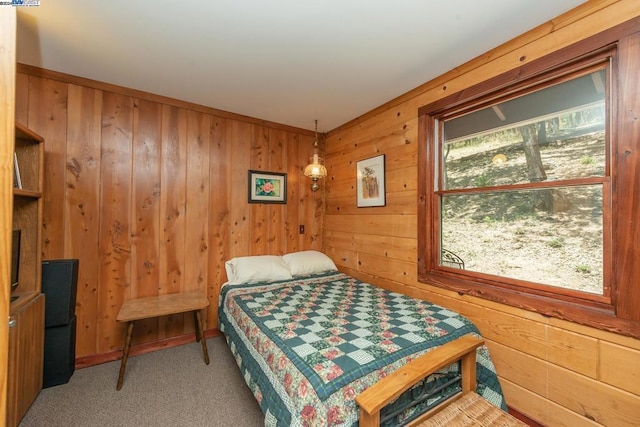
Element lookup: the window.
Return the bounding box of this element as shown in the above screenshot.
[418,22,640,338]
[441,65,608,299]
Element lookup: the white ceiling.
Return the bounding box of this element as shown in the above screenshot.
[16,0,587,132]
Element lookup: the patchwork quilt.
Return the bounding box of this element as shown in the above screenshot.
[219,272,505,427]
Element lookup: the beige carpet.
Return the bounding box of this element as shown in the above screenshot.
[20,336,264,427]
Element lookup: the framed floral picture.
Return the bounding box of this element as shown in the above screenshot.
[248,170,287,204]
[356,154,386,207]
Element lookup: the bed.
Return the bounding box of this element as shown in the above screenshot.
[219,251,506,426]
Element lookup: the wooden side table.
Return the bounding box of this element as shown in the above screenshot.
[115,292,210,390]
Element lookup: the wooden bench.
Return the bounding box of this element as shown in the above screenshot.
[357,335,526,427]
[115,292,210,390]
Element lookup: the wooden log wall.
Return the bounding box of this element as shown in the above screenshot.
[14,67,324,359]
[324,1,640,426]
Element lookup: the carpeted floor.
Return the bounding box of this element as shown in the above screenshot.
[20,336,264,427]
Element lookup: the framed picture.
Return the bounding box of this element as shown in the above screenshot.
[356,154,386,207]
[248,170,287,204]
[13,153,22,189]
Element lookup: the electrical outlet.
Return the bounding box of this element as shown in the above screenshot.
[299,225,305,234]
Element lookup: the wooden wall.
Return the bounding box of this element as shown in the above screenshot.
[324,1,640,426]
[14,67,324,359]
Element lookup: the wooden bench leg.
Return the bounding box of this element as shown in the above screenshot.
[117,321,134,390]
[194,310,209,365]
[193,311,201,342]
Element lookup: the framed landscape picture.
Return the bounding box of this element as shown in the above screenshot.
[248,170,287,204]
[356,154,385,207]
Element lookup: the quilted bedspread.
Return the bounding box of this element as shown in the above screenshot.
[219,272,505,427]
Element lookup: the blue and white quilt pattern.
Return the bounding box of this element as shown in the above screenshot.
[219,272,505,426]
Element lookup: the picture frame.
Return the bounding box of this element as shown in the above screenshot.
[356,154,386,207]
[248,170,287,204]
[13,152,22,189]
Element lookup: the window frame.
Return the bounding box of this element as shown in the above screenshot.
[417,18,640,339]
[437,57,612,304]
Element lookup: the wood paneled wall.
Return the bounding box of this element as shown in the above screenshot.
[14,67,324,358]
[324,1,640,426]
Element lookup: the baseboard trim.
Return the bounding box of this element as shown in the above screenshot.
[75,328,222,369]
[508,406,544,427]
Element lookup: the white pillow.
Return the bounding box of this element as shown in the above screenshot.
[282,250,337,276]
[225,255,293,285]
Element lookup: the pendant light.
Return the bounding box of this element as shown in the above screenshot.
[303,120,327,191]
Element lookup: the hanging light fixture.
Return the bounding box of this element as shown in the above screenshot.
[303,120,327,191]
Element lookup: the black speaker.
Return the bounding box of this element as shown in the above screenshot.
[42,259,79,327]
[43,315,77,388]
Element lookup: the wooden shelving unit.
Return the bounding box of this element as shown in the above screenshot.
[7,122,45,427]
